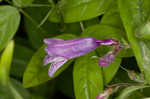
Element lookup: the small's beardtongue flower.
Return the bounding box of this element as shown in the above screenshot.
[43,37,117,77]
[98,45,122,67]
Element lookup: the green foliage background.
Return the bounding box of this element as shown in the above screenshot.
[0,0,150,99]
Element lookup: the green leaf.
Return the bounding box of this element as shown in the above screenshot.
[116,86,149,99]
[24,1,59,49]
[9,79,31,99]
[0,0,2,2]
[13,0,34,7]
[23,34,76,88]
[73,51,103,99]
[29,81,55,98]
[0,40,14,85]
[23,46,72,88]
[84,18,100,28]
[118,0,150,83]
[0,6,20,51]
[100,3,134,58]
[61,23,81,34]
[0,83,14,99]
[9,84,23,99]
[0,41,30,99]
[11,44,34,78]
[31,95,45,99]
[100,1,124,29]
[82,24,124,40]
[136,20,150,40]
[58,0,114,23]
[48,5,62,23]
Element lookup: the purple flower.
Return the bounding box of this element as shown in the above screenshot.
[99,45,123,67]
[43,37,117,77]
[98,51,115,67]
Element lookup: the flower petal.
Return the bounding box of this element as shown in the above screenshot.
[43,56,52,66]
[98,51,115,67]
[44,38,64,44]
[48,57,68,77]
[43,56,68,66]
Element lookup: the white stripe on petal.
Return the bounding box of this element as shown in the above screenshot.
[48,57,68,77]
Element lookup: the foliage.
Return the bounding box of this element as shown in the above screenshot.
[0,0,150,99]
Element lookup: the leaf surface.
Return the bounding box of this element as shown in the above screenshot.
[73,51,103,99]
[0,6,20,51]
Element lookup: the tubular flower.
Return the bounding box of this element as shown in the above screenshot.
[43,37,117,77]
[98,44,123,67]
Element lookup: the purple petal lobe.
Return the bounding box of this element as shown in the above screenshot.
[98,51,115,67]
[43,56,51,66]
[48,57,68,77]
[43,56,66,66]
[44,38,64,44]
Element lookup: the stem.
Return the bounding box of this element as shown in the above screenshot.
[48,0,55,7]
[19,9,47,33]
[109,83,138,88]
[120,65,129,73]
[19,9,37,25]
[38,9,52,28]
[27,4,51,7]
[80,22,85,32]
